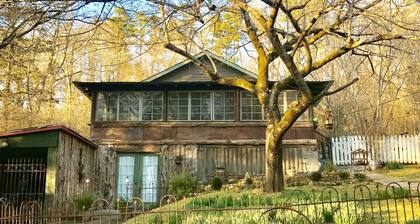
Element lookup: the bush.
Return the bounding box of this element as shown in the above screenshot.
[211,177,223,190]
[169,171,197,199]
[73,193,94,211]
[322,160,336,173]
[354,173,367,181]
[244,172,254,185]
[385,161,403,170]
[338,171,350,180]
[310,171,323,182]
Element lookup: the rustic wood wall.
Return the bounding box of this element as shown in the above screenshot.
[196,145,319,180]
[90,122,316,143]
[95,145,116,202]
[54,131,96,206]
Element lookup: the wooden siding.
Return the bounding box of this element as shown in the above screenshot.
[151,59,253,83]
[54,131,96,205]
[90,122,316,143]
[196,145,318,179]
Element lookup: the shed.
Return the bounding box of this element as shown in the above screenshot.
[0,125,97,206]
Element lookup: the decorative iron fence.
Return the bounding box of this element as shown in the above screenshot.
[0,157,47,205]
[1,182,419,223]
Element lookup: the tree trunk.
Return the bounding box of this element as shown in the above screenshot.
[264,125,284,192]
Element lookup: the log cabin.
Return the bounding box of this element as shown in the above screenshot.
[74,51,332,203]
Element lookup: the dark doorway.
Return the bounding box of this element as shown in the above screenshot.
[0,148,48,205]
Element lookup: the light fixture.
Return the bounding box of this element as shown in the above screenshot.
[0,139,8,148]
[325,110,334,129]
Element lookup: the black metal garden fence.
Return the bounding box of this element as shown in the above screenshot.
[0,182,419,224]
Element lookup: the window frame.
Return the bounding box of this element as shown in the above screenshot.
[116,153,160,203]
[95,91,164,122]
[212,90,235,121]
[240,91,264,121]
[167,90,235,122]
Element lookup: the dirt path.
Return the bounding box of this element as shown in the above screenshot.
[366,172,419,190]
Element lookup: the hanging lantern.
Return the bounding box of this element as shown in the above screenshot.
[325,110,334,129]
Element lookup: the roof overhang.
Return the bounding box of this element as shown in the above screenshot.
[0,125,97,148]
[74,80,334,101]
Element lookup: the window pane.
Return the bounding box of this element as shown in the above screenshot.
[119,92,140,121]
[142,92,163,121]
[141,156,159,203]
[241,91,263,120]
[95,92,118,121]
[168,92,189,120]
[190,92,211,120]
[117,156,135,199]
[213,91,235,121]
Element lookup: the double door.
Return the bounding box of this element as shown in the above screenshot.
[117,154,159,203]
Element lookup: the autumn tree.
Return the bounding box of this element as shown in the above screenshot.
[145,0,420,192]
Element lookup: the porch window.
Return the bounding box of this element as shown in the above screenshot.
[119,93,140,121]
[142,92,163,121]
[278,90,310,121]
[190,92,212,120]
[95,92,118,121]
[168,91,235,121]
[240,91,263,121]
[95,92,163,121]
[116,154,159,203]
[213,91,235,120]
[168,92,189,120]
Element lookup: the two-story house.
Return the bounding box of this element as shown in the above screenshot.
[74,51,332,203]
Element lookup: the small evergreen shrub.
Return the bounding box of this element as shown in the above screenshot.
[322,160,336,173]
[338,171,350,180]
[354,173,367,181]
[211,177,223,190]
[385,161,403,170]
[169,171,197,199]
[310,171,323,182]
[73,193,94,211]
[323,211,335,223]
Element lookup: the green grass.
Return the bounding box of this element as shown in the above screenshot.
[375,164,420,182]
[124,183,420,224]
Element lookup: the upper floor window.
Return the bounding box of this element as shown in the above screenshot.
[240,91,263,121]
[95,92,163,121]
[168,91,235,121]
[278,90,310,121]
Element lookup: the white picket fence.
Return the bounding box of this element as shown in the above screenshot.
[332,134,420,165]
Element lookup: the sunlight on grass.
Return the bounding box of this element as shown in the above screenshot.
[124,183,420,224]
[375,165,420,182]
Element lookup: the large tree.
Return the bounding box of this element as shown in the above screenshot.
[148,0,419,192]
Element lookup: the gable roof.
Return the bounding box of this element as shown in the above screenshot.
[142,51,257,82]
[0,125,97,148]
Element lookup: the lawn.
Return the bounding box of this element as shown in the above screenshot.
[125,182,420,224]
[374,164,420,182]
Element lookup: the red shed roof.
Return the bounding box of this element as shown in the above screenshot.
[0,125,97,148]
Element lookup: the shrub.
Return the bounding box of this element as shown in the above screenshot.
[385,161,403,170]
[322,160,336,173]
[354,173,367,181]
[244,172,254,185]
[211,177,223,190]
[338,171,350,180]
[169,171,197,199]
[310,171,323,182]
[322,211,334,223]
[73,193,94,211]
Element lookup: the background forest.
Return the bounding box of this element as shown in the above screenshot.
[0,0,419,136]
